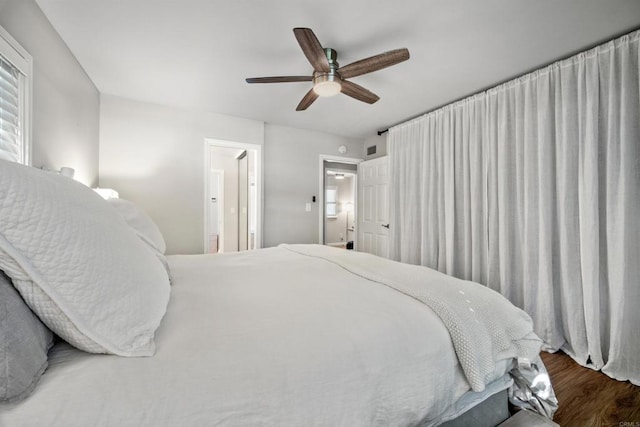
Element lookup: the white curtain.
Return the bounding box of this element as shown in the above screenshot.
[389,30,640,385]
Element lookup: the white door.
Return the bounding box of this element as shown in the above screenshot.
[357,156,390,257]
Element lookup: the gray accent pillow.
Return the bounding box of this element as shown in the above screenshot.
[0,270,54,402]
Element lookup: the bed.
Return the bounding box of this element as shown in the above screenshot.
[0,159,555,426]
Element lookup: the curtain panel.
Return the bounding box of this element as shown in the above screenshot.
[389,30,639,385]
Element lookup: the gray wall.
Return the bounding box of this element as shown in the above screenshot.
[263,124,364,247]
[363,133,387,160]
[0,0,99,185]
[99,94,264,255]
[99,96,366,253]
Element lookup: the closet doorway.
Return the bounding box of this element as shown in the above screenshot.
[318,155,362,250]
[204,139,262,254]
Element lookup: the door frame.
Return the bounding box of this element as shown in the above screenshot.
[204,139,263,253]
[318,154,363,248]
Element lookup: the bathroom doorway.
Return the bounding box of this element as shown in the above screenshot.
[319,156,360,250]
[204,139,262,253]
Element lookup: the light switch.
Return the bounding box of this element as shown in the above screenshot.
[305,203,311,212]
[230,207,235,214]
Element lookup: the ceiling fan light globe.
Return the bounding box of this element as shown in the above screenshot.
[313,80,342,97]
[313,72,342,97]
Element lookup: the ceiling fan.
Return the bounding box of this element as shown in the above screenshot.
[246,28,410,111]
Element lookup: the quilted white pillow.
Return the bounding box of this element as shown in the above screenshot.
[107,198,166,254]
[0,160,170,356]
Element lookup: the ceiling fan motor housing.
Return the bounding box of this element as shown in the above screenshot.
[313,48,342,96]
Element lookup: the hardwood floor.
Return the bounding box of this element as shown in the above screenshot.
[540,351,640,427]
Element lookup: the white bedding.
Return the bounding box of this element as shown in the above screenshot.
[284,244,542,392]
[0,246,526,426]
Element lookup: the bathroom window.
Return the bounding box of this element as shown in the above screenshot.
[326,186,337,218]
[0,25,32,165]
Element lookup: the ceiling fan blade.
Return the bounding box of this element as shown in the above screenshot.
[293,28,330,73]
[246,76,312,83]
[296,88,319,111]
[338,48,410,79]
[341,80,380,104]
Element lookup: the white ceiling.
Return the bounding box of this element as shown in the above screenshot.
[35,0,640,139]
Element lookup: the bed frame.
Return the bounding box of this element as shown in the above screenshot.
[439,390,509,427]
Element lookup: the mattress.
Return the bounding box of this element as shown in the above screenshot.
[1,246,523,426]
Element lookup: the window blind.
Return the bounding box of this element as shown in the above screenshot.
[0,55,21,163]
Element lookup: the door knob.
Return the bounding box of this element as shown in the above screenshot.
[381,223,390,229]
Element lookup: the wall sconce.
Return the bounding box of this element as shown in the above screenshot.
[59,167,75,178]
[93,188,119,199]
[42,165,75,179]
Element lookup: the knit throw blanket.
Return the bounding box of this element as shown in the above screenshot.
[282,244,542,392]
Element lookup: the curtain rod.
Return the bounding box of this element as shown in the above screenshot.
[376,25,640,137]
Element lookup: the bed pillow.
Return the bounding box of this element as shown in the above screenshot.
[0,270,54,402]
[0,160,170,357]
[107,198,166,254]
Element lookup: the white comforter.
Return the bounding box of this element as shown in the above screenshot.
[1,245,528,426]
[283,244,542,392]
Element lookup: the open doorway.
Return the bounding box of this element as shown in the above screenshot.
[318,155,361,250]
[204,139,262,254]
